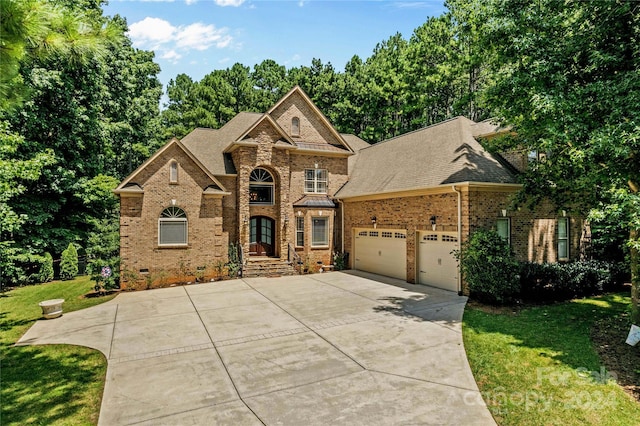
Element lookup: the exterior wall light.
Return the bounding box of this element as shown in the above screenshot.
[430,215,437,231]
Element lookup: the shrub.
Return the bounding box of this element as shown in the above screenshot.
[86,218,120,291]
[456,229,520,304]
[519,260,623,302]
[38,252,54,283]
[59,243,79,280]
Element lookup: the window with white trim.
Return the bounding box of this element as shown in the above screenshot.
[304,169,327,194]
[249,168,274,205]
[159,206,187,246]
[311,217,329,247]
[496,217,511,245]
[558,217,569,261]
[296,216,305,247]
[169,160,178,183]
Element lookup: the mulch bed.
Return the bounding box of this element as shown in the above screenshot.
[591,313,640,403]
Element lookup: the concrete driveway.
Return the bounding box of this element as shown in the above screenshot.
[18,271,495,425]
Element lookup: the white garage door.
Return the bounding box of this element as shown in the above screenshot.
[417,231,459,292]
[354,228,406,280]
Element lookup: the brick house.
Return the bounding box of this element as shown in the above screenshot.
[115,86,584,292]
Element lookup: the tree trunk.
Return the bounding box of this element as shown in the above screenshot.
[631,228,640,325]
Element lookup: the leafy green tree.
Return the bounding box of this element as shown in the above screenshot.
[476,0,640,323]
[59,242,78,280]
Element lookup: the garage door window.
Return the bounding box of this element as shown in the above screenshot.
[312,217,329,246]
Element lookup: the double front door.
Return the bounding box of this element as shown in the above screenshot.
[249,216,274,256]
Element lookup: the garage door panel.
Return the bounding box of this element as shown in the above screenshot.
[418,232,458,292]
[354,229,406,280]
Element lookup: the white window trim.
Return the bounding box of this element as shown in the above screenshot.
[249,168,275,205]
[558,217,569,261]
[496,217,511,245]
[304,169,328,194]
[158,207,188,246]
[311,216,329,247]
[158,218,188,246]
[296,216,305,247]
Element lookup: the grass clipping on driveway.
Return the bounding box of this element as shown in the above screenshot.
[463,293,640,426]
[0,277,117,425]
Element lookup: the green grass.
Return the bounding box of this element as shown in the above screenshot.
[463,293,640,425]
[1,277,117,425]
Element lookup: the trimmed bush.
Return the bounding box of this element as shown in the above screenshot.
[457,229,520,304]
[38,252,54,283]
[60,243,79,280]
[519,260,623,302]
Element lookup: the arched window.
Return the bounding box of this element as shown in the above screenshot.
[291,117,300,136]
[249,168,274,205]
[169,160,178,183]
[158,206,187,246]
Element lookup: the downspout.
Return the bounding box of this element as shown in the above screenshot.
[452,185,463,296]
[337,199,345,254]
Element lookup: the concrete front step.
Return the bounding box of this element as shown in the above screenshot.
[243,259,298,278]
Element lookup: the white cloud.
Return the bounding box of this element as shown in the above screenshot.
[185,0,198,4]
[128,17,176,47]
[176,23,232,50]
[128,17,233,61]
[161,50,182,63]
[214,0,245,6]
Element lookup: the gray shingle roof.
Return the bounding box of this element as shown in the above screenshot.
[181,112,264,176]
[335,116,518,199]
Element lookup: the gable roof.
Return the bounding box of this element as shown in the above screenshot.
[335,116,519,199]
[269,86,355,154]
[114,137,228,194]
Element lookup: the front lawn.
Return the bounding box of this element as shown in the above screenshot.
[0,277,117,425]
[463,293,640,425]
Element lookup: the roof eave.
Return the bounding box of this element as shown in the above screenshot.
[336,182,522,201]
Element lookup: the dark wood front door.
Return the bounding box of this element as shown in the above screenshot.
[249,216,274,256]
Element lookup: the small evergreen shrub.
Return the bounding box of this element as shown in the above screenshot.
[519,260,622,302]
[38,252,54,283]
[60,243,79,280]
[456,229,520,304]
[86,218,120,291]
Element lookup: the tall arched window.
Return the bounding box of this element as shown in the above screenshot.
[249,168,274,205]
[158,206,187,246]
[169,160,178,183]
[291,117,300,136]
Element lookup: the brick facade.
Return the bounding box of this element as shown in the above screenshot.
[117,87,585,293]
[119,144,228,288]
[343,186,584,292]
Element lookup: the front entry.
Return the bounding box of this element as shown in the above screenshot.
[249,216,275,256]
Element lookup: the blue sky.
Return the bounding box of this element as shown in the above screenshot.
[103,0,447,93]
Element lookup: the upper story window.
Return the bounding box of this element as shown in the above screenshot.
[291,117,300,136]
[158,206,187,246]
[169,160,178,183]
[305,169,327,194]
[249,168,274,205]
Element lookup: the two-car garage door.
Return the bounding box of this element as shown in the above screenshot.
[354,228,459,292]
[354,228,406,280]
